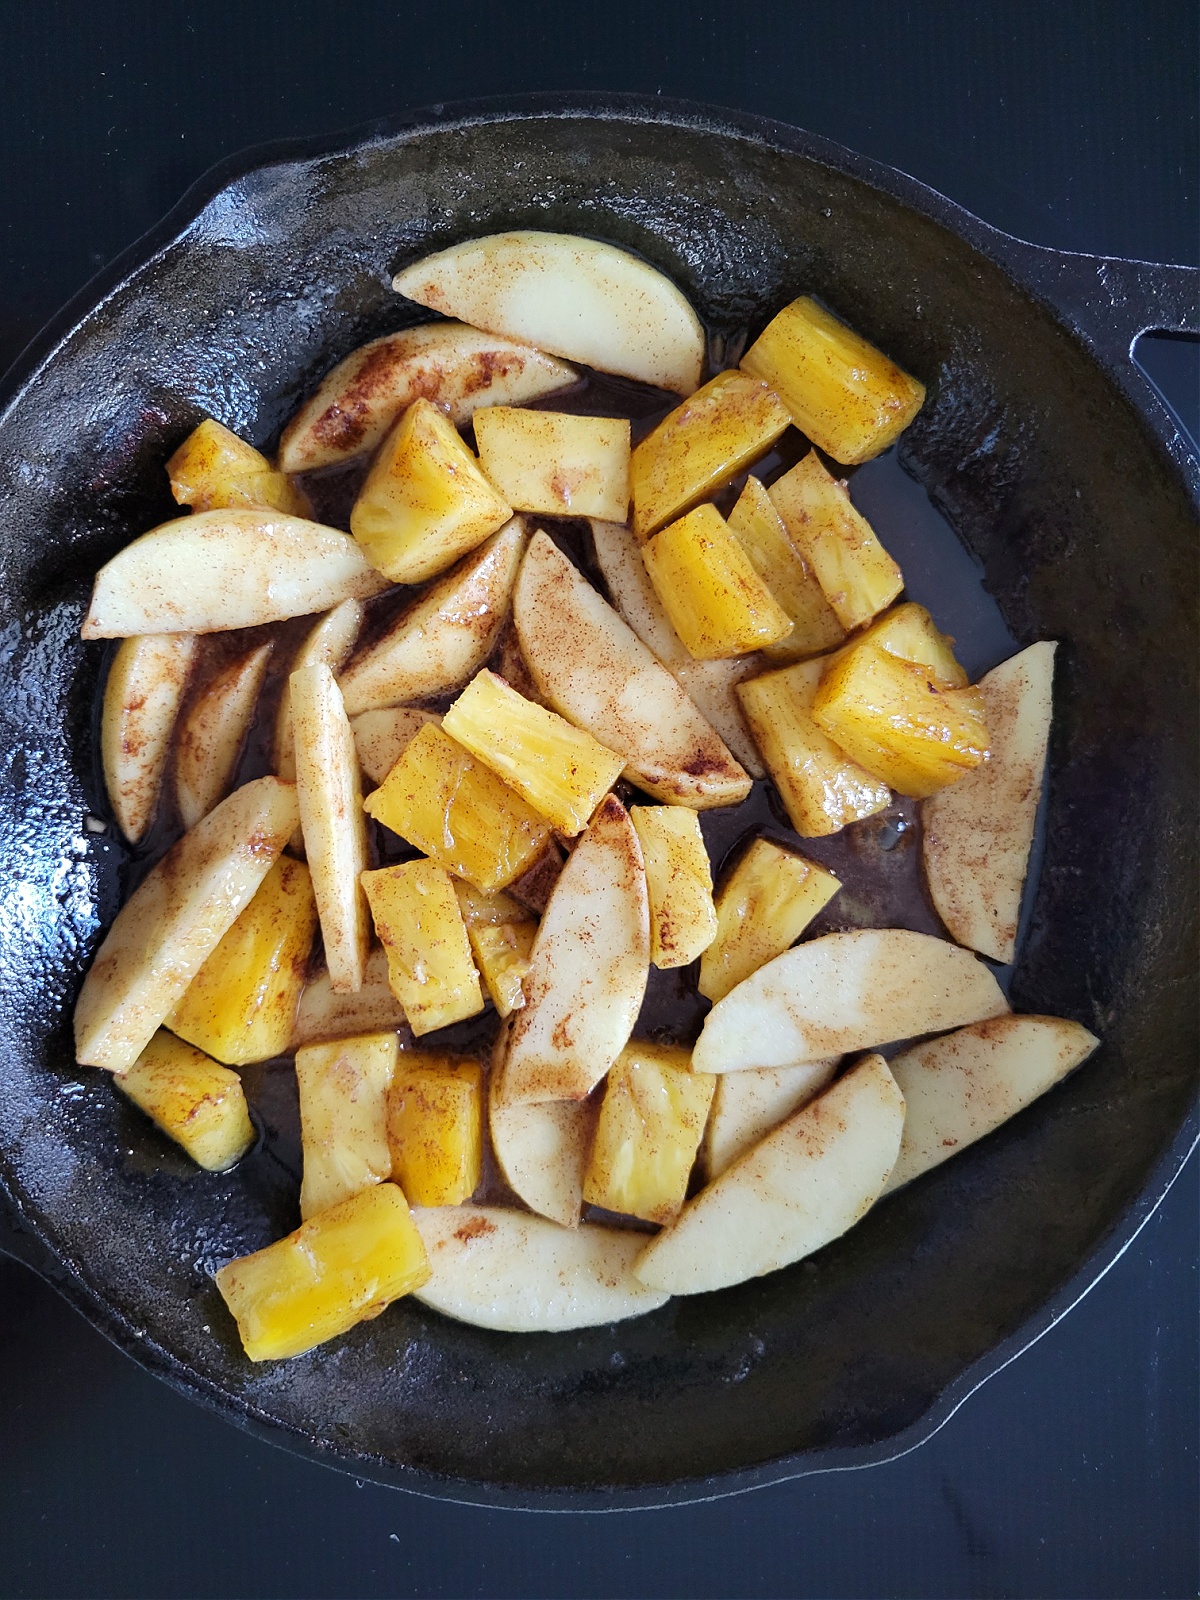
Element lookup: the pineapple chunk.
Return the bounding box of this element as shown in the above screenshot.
[726,477,845,661]
[849,600,969,687]
[363,723,551,894]
[740,296,925,465]
[166,417,307,516]
[351,707,441,787]
[629,805,717,969]
[698,837,841,1003]
[296,1031,398,1220]
[474,407,630,522]
[452,881,531,929]
[117,1030,254,1172]
[387,1054,483,1205]
[469,920,536,1016]
[642,504,794,660]
[273,600,364,780]
[812,639,989,799]
[169,855,318,1065]
[360,860,484,1036]
[769,452,903,631]
[174,643,273,831]
[442,669,625,836]
[582,1042,715,1225]
[630,370,791,540]
[736,660,891,836]
[350,398,512,585]
[214,1183,429,1361]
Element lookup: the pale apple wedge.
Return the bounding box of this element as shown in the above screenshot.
[290,664,371,993]
[589,518,764,777]
[488,1027,593,1228]
[81,510,389,639]
[923,642,1056,963]
[289,947,409,1051]
[393,231,705,395]
[175,643,273,830]
[278,322,577,474]
[74,776,299,1071]
[350,707,441,787]
[101,632,198,844]
[883,1014,1099,1193]
[412,1207,670,1331]
[497,794,649,1105]
[636,1054,904,1295]
[338,519,528,717]
[273,600,364,779]
[692,929,1009,1074]
[513,531,750,808]
[703,1060,840,1179]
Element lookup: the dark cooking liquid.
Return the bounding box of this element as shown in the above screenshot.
[101,353,1021,1216]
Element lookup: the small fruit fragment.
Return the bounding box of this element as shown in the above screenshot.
[360,860,484,1036]
[642,504,794,661]
[289,947,407,1051]
[175,643,274,830]
[167,417,307,516]
[101,632,198,844]
[469,921,536,1016]
[852,601,969,688]
[350,398,512,585]
[630,370,792,540]
[740,296,925,465]
[474,407,630,522]
[117,1030,254,1172]
[452,882,531,929]
[214,1184,430,1362]
[698,837,841,1003]
[273,600,364,780]
[726,476,845,661]
[296,1031,399,1220]
[629,805,717,969]
[387,1054,483,1206]
[736,659,891,836]
[350,708,441,787]
[703,1061,840,1179]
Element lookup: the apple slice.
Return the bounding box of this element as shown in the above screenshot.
[273,600,364,780]
[175,643,273,830]
[514,530,749,808]
[289,947,408,1051]
[496,795,649,1104]
[338,519,528,717]
[883,1013,1099,1193]
[350,708,441,787]
[74,776,299,1071]
[636,1053,904,1294]
[393,231,705,395]
[101,632,198,844]
[488,1030,594,1228]
[692,928,1009,1073]
[923,642,1056,963]
[81,510,390,639]
[412,1207,670,1332]
[703,1060,840,1179]
[278,322,577,474]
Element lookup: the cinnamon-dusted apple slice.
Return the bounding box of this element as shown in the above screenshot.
[278,323,577,474]
[74,776,299,1072]
[513,531,750,808]
[692,928,1009,1074]
[488,1026,594,1228]
[81,511,389,639]
[350,707,441,787]
[923,642,1056,963]
[496,795,649,1105]
[289,947,409,1051]
[412,1207,670,1332]
[703,1060,840,1179]
[338,519,528,717]
[101,632,198,844]
[393,231,705,395]
[636,1053,904,1295]
[175,642,274,830]
[273,599,364,779]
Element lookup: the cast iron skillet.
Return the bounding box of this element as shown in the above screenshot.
[0,94,1195,1510]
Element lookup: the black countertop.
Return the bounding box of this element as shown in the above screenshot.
[1,4,1196,1596]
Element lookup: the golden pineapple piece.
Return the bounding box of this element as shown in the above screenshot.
[629,805,717,969]
[698,837,841,1003]
[363,723,551,893]
[474,407,630,522]
[849,600,969,687]
[350,707,440,787]
[726,477,845,661]
[768,452,903,631]
[641,504,794,660]
[812,638,989,799]
[736,659,891,836]
[360,860,484,1036]
[452,881,531,929]
[169,856,318,1065]
[350,398,512,584]
[441,669,625,836]
[630,370,791,539]
[174,642,274,831]
[740,296,926,465]
[166,417,307,516]
[296,1031,399,1220]
[387,1054,483,1205]
[469,921,536,1016]
[582,1042,715,1224]
[214,1183,429,1361]
[117,1030,255,1171]
[273,599,364,781]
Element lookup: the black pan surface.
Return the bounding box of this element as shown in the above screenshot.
[0,95,1195,1507]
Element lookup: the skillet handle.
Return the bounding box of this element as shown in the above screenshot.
[1012,245,1199,360]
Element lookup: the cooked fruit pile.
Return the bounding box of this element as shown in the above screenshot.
[75,230,1095,1360]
